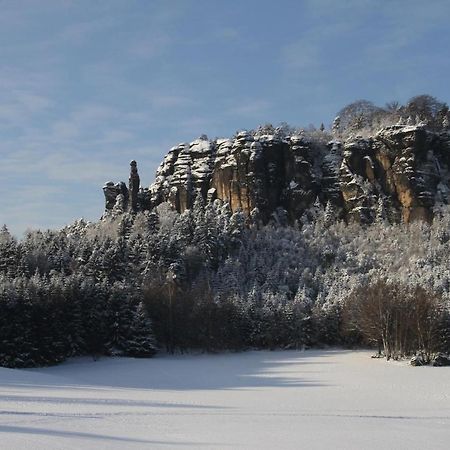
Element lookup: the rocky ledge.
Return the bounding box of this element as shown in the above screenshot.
[103,124,450,224]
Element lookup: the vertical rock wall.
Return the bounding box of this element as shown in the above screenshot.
[103,125,450,224]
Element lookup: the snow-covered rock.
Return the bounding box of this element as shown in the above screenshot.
[432,353,450,366]
[103,123,450,225]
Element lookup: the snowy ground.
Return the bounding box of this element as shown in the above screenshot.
[0,350,449,449]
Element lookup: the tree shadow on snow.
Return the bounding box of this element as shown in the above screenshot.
[0,425,217,446]
[2,349,346,391]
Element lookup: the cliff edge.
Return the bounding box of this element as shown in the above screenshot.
[103,124,450,224]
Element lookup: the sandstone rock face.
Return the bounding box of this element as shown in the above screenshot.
[146,131,319,223]
[103,125,450,224]
[103,181,128,211]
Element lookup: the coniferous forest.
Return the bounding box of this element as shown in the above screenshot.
[1,202,450,367]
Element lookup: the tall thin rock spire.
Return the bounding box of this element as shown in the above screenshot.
[129,160,140,213]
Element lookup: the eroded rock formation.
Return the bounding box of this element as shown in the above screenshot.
[103,124,450,224]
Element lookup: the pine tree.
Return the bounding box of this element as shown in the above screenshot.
[323,201,336,227]
[0,225,19,277]
[375,197,388,224]
[125,302,157,357]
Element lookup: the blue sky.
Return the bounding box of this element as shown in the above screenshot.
[1,0,449,235]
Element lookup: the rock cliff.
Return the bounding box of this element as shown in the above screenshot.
[103,124,450,224]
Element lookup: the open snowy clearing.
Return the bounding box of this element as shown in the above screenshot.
[0,350,449,449]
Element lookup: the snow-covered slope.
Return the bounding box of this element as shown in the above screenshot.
[0,350,449,449]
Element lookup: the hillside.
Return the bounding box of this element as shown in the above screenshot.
[1,96,450,367]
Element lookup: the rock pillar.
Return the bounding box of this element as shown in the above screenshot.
[129,160,140,212]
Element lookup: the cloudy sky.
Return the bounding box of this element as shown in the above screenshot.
[1,0,449,235]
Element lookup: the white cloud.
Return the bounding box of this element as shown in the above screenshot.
[143,91,194,109]
[228,100,271,119]
[215,27,240,40]
[130,35,172,60]
[281,40,322,70]
[59,17,117,44]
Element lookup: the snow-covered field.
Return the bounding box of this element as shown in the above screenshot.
[0,350,449,449]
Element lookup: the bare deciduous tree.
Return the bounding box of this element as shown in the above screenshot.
[343,279,444,360]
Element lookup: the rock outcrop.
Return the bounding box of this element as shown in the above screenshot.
[129,160,140,213]
[103,124,450,224]
[103,161,144,214]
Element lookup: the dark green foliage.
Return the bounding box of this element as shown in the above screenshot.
[0,273,156,368]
